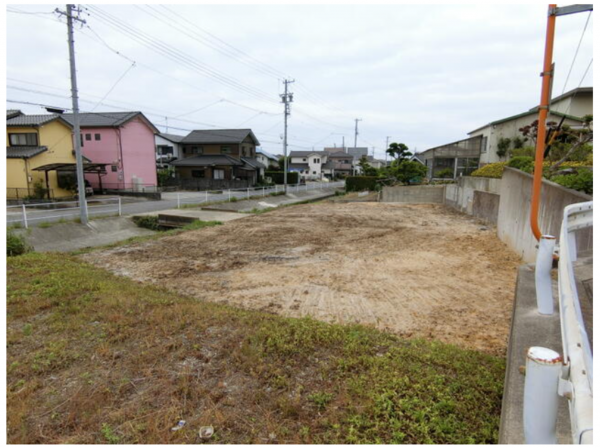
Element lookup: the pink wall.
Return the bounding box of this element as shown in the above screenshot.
[81,116,157,190]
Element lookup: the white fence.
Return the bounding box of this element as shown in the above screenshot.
[7,197,122,228]
[525,201,593,444]
[175,181,343,208]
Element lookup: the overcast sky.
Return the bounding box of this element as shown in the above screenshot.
[6,3,594,159]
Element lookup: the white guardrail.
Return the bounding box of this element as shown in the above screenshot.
[525,201,593,444]
[175,181,343,208]
[7,197,122,228]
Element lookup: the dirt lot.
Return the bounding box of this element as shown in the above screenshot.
[85,202,521,354]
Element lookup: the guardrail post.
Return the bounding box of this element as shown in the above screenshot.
[177,193,181,209]
[21,203,28,229]
[118,197,122,216]
[205,190,208,203]
[228,190,231,202]
[535,235,556,315]
[247,188,250,200]
[262,186,265,197]
[523,346,561,444]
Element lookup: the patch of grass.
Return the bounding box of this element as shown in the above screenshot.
[7,231,31,257]
[7,252,505,444]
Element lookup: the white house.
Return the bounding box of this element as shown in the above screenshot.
[469,87,592,165]
[289,151,329,180]
[155,132,185,167]
[256,148,279,170]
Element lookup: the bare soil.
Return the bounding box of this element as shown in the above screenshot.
[85,202,521,354]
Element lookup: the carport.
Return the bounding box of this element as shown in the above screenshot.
[32,162,108,198]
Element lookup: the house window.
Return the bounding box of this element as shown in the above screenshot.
[481,136,488,153]
[111,165,118,172]
[302,158,306,162]
[192,170,205,178]
[85,133,92,141]
[313,171,317,175]
[80,134,84,147]
[9,133,38,146]
[95,133,101,141]
[314,158,320,164]
[191,146,203,155]
[221,146,231,154]
[214,169,225,179]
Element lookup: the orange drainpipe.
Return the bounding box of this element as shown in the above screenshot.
[530,5,557,241]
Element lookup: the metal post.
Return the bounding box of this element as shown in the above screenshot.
[118,196,122,216]
[523,346,562,444]
[247,188,250,200]
[535,235,556,315]
[177,193,180,209]
[21,203,28,229]
[205,190,208,203]
[281,79,294,194]
[228,189,231,202]
[263,186,265,197]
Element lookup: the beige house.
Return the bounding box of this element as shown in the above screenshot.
[469,87,592,165]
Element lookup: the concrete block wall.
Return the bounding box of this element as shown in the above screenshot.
[472,191,500,225]
[381,185,445,203]
[445,176,502,214]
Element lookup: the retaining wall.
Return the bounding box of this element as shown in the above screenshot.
[445,176,502,214]
[472,191,500,225]
[381,185,445,203]
[496,168,592,262]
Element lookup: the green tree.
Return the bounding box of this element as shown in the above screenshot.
[157,167,174,187]
[389,160,427,185]
[278,156,290,171]
[496,137,511,159]
[358,155,378,176]
[386,143,412,161]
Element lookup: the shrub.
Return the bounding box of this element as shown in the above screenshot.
[435,168,454,179]
[496,137,511,158]
[345,176,379,192]
[389,160,428,185]
[471,162,507,179]
[510,146,535,158]
[507,156,534,173]
[7,231,30,257]
[551,168,593,195]
[265,171,299,185]
[132,215,161,231]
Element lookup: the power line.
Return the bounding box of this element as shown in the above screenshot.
[84,5,278,105]
[560,11,592,95]
[90,61,136,111]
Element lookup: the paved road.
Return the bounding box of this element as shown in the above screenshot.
[7,182,344,227]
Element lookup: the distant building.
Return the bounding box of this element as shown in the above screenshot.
[420,136,482,179]
[256,148,280,170]
[469,87,592,165]
[155,132,185,168]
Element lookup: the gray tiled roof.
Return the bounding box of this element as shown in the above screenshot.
[61,111,138,127]
[7,114,69,127]
[241,157,267,170]
[6,146,48,159]
[171,155,244,167]
[289,150,328,157]
[182,129,260,145]
[158,132,185,143]
[256,148,279,161]
[7,109,22,119]
[327,151,349,158]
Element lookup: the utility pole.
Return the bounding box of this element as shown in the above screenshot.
[353,118,362,148]
[281,79,294,193]
[165,116,169,133]
[56,4,88,224]
[342,136,345,151]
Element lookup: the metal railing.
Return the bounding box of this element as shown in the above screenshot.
[7,197,122,228]
[7,187,55,201]
[175,181,343,208]
[524,201,593,444]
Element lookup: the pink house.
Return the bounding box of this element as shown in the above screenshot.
[61,112,159,191]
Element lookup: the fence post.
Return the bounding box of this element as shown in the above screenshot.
[263,186,265,197]
[177,193,181,209]
[247,188,250,200]
[535,235,556,315]
[205,190,208,203]
[228,190,231,202]
[118,197,122,216]
[523,346,561,444]
[21,203,28,229]
[275,184,278,193]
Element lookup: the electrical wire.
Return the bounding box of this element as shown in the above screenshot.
[560,11,592,95]
[90,61,137,111]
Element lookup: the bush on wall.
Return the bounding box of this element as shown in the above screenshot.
[345,176,379,192]
[265,171,299,185]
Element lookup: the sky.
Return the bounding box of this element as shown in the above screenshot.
[5,3,594,159]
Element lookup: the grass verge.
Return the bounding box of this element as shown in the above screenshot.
[7,252,505,444]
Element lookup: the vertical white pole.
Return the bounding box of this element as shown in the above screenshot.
[177,193,180,209]
[523,346,561,444]
[263,187,265,197]
[228,190,231,202]
[22,203,28,229]
[247,188,250,200]
[535,235,556,315]
[118,197,122,216]
[205,190,208,203]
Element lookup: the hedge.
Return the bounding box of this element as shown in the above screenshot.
[265,171,299,185]
[471,159,593,179]
[346,176,379,192]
